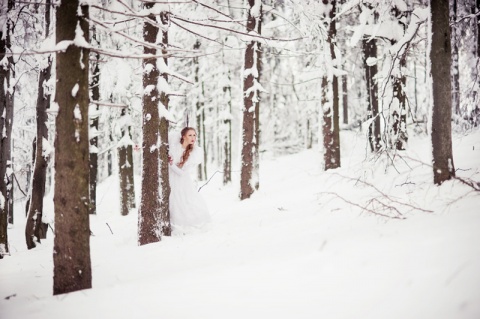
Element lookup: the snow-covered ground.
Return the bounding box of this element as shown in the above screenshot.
[1,130,479,319]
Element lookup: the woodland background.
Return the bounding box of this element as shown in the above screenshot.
[0,0,479,308]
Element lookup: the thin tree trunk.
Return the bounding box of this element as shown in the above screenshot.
[0,0,15,258]
[471,0,479,106]
[89,31,100,215]
[363,37,381,152]
[450,0,461,116]
[391,56,408,151]
[240,0,262,200]
[25,55,51,249]
[390,8,408,151]
[118,108,136,216]
[53,2,92,294]
[341,75,348,125]
[430,0,456,185]
[339,0,349,125]
[323,0,341,170]
[223,82,232,185]
[158,11,171,236]
[193,40,206,181]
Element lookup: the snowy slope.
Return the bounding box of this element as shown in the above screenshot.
[1,130,479,319]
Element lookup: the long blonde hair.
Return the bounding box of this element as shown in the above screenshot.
[179,127,196,166]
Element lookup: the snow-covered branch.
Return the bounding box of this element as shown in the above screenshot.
[170,14,304,43]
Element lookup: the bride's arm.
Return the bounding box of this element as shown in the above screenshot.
[169,164,185,176]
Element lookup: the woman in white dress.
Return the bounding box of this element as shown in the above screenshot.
[168,127,210,229]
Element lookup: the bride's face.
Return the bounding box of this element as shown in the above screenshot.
[182,129,197,146]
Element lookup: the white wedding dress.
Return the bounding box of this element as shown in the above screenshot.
[168,132,210,229]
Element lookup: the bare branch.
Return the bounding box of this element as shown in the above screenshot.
[88,16,166,52]
[170,19,232,48]
[319,191,405,219]
[90,100,128,108]
[170,14,304,43]
[332,172,433,214]
[137,0,191,3]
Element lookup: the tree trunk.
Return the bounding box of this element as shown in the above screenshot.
[390,8,408,151]
[223,84,232,185]
[470,0,479,107]
[0,0,15,258]
[390,55,408,150]
[430,0,456,185]
[450,0,461,116]
[53,2,92,294]
[89,33,100,215]
[158,11,171,236]
[341,75,348,125]
[25,55,51,249]
[118,108,136,216]
[323,0,341,170]
[240,0,262,200]
[363,37,381,152]
[193,40,207,181]
[138,5,170,245]
[340,0,349,125]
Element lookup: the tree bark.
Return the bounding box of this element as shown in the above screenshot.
[25,55,51,249]
[118,108,136,216]
[240,0,262,200]
[158,11,171,236]
[0,0,15,258]
[194,40,207,181]
[390,8,408,151]
[391,55,408,150]
[450,0,461,116]
[223,84,232,185]
[341,75,348,125]
[89,32,100,215]
[53,1,92,294]
[430,0,456,185]
[363,37,381,152]
[139,5,170,244]
[323,0,341,170]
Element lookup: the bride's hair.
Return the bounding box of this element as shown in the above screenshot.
[179,127,196,166]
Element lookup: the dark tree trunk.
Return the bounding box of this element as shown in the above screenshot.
[430,0,456,185]
[477,0,480,57]
[391,55,408,150]
[25,55,51,249]
[89,34,100,215]
[118,108,136,216]
[341,75,348,125]
[193,40,207,181]
[339,0,349,125]
[158,11,171,236]
[53,2,92,294]
[240,0,262,200]
[450,0,461,115]
[0,0,15,258]
[139,5,170,244]
[323,0,341,170]
[223,84,232,185]
[363,37,381,152]
[389,7,408,151]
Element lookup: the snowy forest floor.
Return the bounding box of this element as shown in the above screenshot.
[1,129,480,319]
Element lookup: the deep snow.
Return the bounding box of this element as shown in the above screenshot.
[1,130,479,319]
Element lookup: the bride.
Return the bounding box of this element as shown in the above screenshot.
[168,127,210,229]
